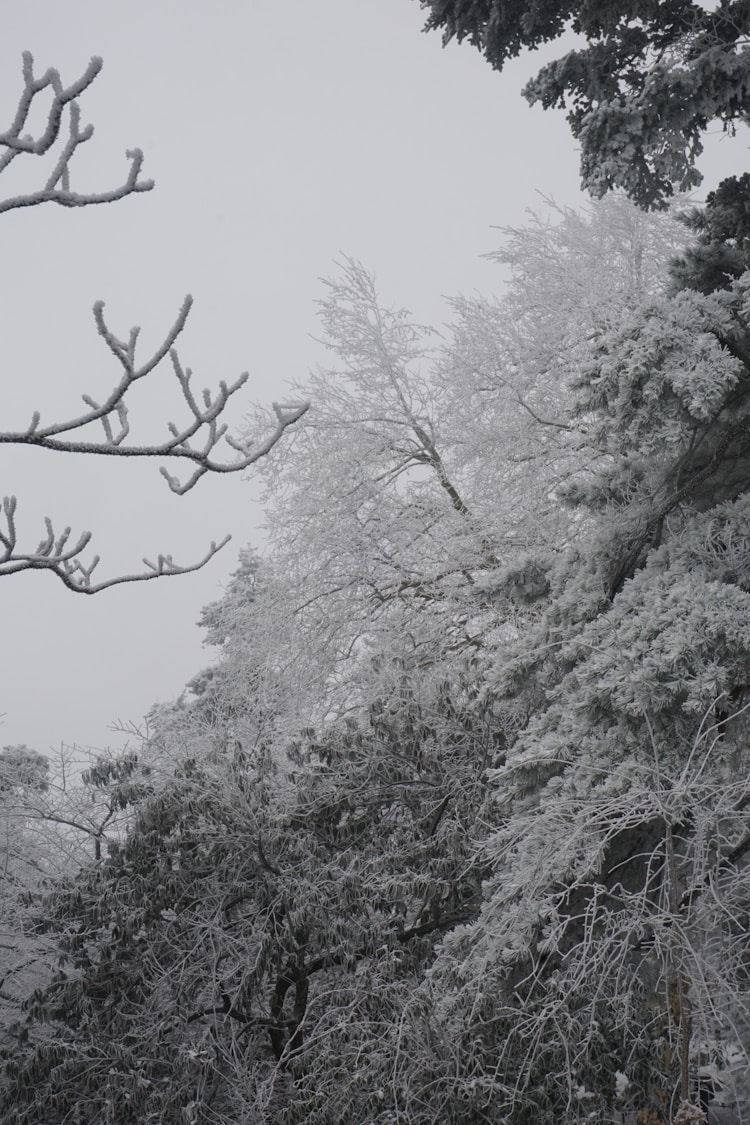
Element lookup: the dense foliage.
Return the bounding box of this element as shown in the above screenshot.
[418,0,750,207]
[6,13,750,1122]
[6,190,750,1122]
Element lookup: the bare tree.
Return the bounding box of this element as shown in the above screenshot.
[0,52,308,593]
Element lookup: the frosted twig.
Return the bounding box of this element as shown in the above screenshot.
[0,52,153,212]
[0,494,233,593]
[2,296,308,491]
[0,297,308,589]
[0,52,308,591]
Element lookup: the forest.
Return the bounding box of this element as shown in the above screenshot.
[4,2,750,1122]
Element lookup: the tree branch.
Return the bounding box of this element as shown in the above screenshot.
[0,498,233,593]
[2,296,309,492]
[0,53,310,591]
[0,52,153,211]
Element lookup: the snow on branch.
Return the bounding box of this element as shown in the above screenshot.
[0,52,309,591]
[2,294,308,491]
[0,296,308,591]
[0,494,232,593]
[0,52,153,212]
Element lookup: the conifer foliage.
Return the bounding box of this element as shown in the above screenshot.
[419,0,750,207]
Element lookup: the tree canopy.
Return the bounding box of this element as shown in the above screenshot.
[418,0,750,207]
[6,192,750,1122]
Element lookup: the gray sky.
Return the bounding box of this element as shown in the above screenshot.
[1,1,746,757]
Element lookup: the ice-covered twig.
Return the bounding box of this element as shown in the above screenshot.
[0,297,307,591]
[0,52,153,212]
[0,52,308,592]
[1,296,309,492]
[0,496,233,593]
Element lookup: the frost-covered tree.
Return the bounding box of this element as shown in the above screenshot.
[0,666,498,1125]
[6,194,743,1123]
[418,0,750,207]
[397,554,750,1120]
[383,188,750,1122]
[0,747,55,1054]
[0,744,127,1059]
[235,234,625,728]
[0,53,307,592]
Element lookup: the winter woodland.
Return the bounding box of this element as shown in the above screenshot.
[4,3,750,1122]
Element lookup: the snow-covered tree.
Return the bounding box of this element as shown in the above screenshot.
[386,186,750,1123]
[7,192,746,1123]
[0,747,55,1055]
[418,0,750,207]
[0,743,129,1060]
[0,661,499,1124]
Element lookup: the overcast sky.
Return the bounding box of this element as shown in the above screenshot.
[1,1,746,759]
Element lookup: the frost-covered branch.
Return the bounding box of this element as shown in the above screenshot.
[0,295,307,592]
[0,52,309,591]
[2,295,308,491]
[0,52,153,211]
[0,494,233,593]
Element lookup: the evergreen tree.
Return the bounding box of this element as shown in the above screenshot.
[418,0,750,207]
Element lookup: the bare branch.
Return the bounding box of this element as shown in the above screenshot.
[0,497,233,593]
[0,52,153,212]
[1,296,309,492]
[0,52,308,591]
